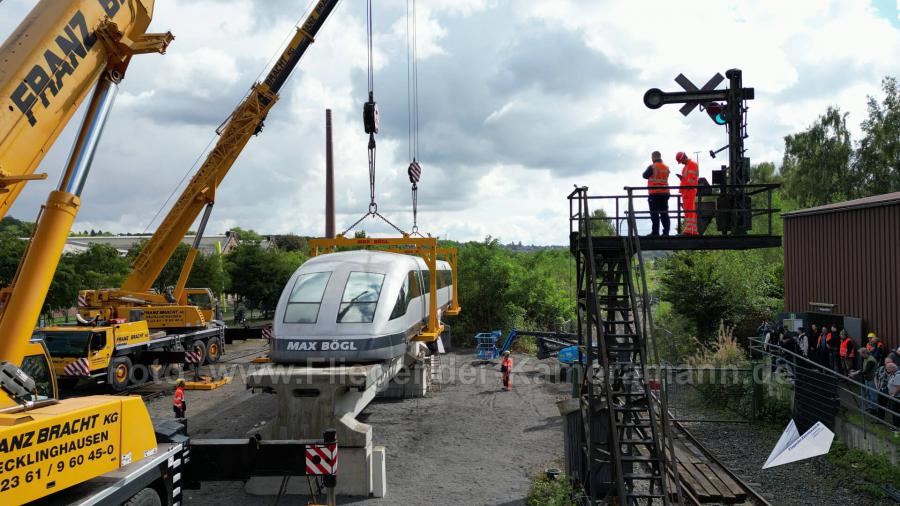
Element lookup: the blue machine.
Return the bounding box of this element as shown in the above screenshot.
[475,330,502,361]
[473,329,582,364]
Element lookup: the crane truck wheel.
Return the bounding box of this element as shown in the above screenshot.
[108,357,133,392]
[124,487,162,506]
[189,340,207,369]
[206,337,222,363]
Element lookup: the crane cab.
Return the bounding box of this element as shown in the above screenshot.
[0,339,57,410]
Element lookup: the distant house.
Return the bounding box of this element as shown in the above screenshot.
[57,231,240,256]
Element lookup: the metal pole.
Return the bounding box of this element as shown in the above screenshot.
[325,109,335,238]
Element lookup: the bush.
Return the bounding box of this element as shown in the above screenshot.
[527,474,578,506]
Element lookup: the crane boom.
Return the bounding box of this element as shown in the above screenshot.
[122,0,339,293]
[0,0,162,219]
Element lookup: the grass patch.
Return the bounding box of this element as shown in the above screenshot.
[844,412,897,440]
[527,473,579,506]
[827,442,900,497]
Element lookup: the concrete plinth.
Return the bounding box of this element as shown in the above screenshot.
[377,360,428,399]
[245,356,409,497]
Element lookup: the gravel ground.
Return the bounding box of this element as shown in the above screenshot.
[140,348,570,505]
[679,408,896,505]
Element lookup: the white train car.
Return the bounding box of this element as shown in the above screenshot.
[270,250,453,363]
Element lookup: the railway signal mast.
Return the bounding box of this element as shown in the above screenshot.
[643,69,755,234]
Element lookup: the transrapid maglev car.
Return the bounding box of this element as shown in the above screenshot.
[270,250,453,363]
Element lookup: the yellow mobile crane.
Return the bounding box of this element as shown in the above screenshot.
[1,2,341,505]
[0,0,171,382]
[0,0,169,219]
[71,0,342,371]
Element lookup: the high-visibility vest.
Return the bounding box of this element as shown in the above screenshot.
[501,357,512,374]
[680,160,699,191]
[840,338,855,358]
[173,386,184,408]
[648,162,670,195]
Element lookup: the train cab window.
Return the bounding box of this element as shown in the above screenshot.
[284,272,331,324]
[407,271,422,302]
[338,272,384,323]
[21,354,53,401]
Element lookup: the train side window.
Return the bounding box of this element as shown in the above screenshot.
[406,271,421,302]
[422,270,431,294]
[284,272,331,324]
[21,354,52,400]
[338,272,385,323]
[389,276,410,321]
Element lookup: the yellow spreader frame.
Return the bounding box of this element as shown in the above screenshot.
[309,235,461,342]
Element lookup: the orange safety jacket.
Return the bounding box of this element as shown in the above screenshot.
[839,338,856,358]
[648,162,670,195]
[173,386,184,408]
[500,357,512,374]
[680,160,699,194]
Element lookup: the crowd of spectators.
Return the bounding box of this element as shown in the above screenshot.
[757,320,900,432]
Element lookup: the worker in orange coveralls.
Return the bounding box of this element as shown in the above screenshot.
[173,378,186,419]
[675,151,699,235]
[500,351,513,391]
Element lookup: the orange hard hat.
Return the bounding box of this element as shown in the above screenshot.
[675,152,688,164]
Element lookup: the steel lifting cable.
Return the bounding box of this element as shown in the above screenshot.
[406,0,423,237]
[341,0,407,237]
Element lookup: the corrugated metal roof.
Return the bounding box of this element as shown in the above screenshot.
[783,192,900,218]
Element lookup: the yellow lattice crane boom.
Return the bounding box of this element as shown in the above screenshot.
[80,0,340,328]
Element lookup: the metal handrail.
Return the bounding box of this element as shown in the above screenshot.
[749,336,899,431]
[568,183,782,236]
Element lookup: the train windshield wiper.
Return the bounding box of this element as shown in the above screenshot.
[338,290,374,320]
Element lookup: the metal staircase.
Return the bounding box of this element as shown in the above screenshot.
[569,187,682,505]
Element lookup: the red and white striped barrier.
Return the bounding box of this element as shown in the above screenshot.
[261,326,273,341]
[62,357,91,377]
[305,443,338,475]
[77,295,87,307]
[184,350,203,364]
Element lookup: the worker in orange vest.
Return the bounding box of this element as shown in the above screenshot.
[500,351,513,391]
[642,151,670,236]
[173,378,186,419]
[675,151,699,236]
[839,331,857,375]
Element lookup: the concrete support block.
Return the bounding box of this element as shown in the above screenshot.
[372,446,387,498]
[336,446,372,496]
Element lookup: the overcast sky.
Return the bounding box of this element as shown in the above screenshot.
[1,0,898,245]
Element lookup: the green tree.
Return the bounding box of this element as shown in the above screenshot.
[230,227,263,242]
[781,107,855,207]
[45,260,80,320]
[854,76,899,196]
[225,244,305,316]
[272,234,308,252]
[657,251,781,343]
[67,244,131,289]
[0,233,27,286]
[0,217,34,237]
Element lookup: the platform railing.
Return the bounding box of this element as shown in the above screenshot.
[569,183,781,237]
[748,336,900,434]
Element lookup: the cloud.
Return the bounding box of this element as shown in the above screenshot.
[0,0,897,246]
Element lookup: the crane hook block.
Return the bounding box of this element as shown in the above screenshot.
[364,97,380,135]
[408,161,421,184]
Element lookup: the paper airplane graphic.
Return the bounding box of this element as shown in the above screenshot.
[762,419,834,469]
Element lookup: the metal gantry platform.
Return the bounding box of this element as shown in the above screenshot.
[565,184,782,505]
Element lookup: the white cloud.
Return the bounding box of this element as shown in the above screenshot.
[0,0,897,246]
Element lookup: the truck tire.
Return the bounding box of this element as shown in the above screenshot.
[188,340,207,369]
[206,337,222,364]
[124,487,162,506]
[107,357,132,392]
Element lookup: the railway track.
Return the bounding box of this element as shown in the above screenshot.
[670,419,772,505]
